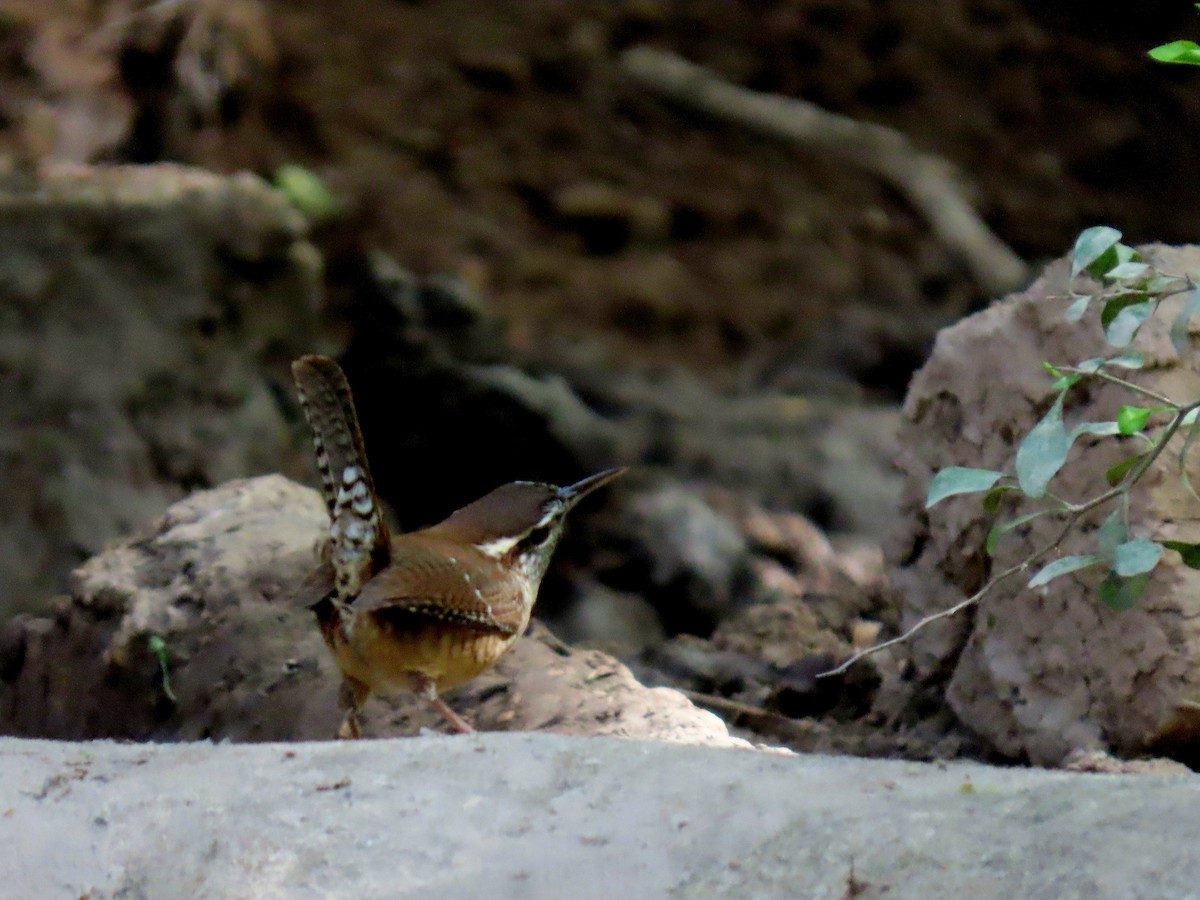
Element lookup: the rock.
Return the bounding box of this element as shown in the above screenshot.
[551,363,904,539]
[338,256,902,545]
[3,734,1200,898]
[335,252,615,533]
[552,180,672,251]
[617,482,753,635]
[454,49,532,93]
[707,488,894,633]
[554,583,667,654]
[0,162,322,620]
[2,475,339,741]
[891,244,1200,765]
[1060,749,1193,776]
[0,7,133,163]
[0,476,742,748]
[712,596,847,672]
[812,404,907,538]
[119,0,278,160]
[451,623,743,747]
[604,251,694,325]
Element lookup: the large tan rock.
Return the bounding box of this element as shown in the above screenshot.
[0,475,744,748]
[892,245,1200,766]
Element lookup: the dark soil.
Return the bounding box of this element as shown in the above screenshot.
[8,0,1200,396]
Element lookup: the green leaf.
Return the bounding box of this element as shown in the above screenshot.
[1042,362,1081,392]
[986,510,1054,556]
[1146,275,1186,295]
[1071,226,1122,278]
[1114,245,1141,266]
[1104,300,1156,347]
[1028,554,1106,588]
[925,467,1004,509]
[1087,244,1140,281]
[1161,540,1200,569]
[1149,40,1200,65]
[1105,261,1150,283]
[1064,295,1092,322]
[1117,406,1155,435]
[982,484,1015,513]
[1097,573,1149,611]
[1099,293,1149,330]
[1015,394,1070,498]
[148,634,177,703]
[274,164,338,220]
[1097,508,1128,559]
[1105,454,1146,487]
[1170,286,1200,357]
[1113,539,1163,577]
[1049,374,1081,392]
[1068,353,1143,379]
[1108,353,1145,369]
[1071,420,1120,440]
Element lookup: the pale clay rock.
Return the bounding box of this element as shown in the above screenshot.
[892,245,1200,765]
[2,475,744,749]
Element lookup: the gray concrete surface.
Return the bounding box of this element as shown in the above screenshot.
[1,734,1197,899]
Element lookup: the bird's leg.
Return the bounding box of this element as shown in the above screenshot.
[430,697,476,734]
[337,676,370,740]
[412,673,475,734]
[337,710,362,740]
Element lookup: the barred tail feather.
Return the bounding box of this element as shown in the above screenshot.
[292,355,390,599]
[291,355,370,514]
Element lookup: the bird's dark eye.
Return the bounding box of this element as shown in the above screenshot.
[525,524,553,547]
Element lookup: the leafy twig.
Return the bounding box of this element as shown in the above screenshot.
[822,225,1200,677]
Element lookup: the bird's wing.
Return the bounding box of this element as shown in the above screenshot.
[353,542,526,637]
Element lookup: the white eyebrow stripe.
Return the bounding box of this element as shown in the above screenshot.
[476,535,520,558]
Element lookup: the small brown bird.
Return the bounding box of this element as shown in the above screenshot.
[291,354,624,737]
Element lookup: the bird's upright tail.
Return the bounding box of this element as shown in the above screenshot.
[291,355,390,600]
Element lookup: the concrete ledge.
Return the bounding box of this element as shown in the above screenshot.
[2,735,1198,898]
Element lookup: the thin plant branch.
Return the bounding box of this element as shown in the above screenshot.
[681,689,778,721]
[822,519,1075,677]
[1060,367,1178,407]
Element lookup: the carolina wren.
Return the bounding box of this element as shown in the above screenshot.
[291,354,624,737]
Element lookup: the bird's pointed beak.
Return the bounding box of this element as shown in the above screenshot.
[558,466,627,507]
